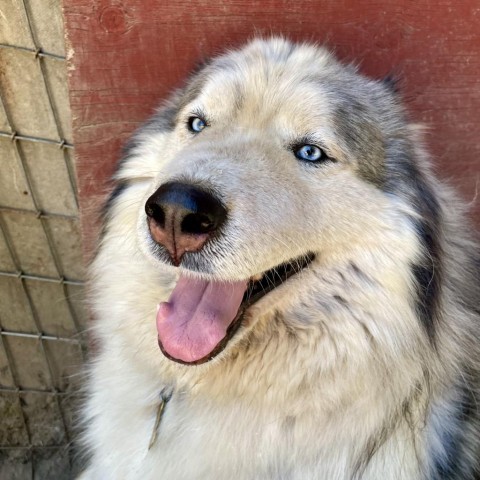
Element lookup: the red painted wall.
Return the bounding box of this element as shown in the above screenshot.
[63,0,480,257]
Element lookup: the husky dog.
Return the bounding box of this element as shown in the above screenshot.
[79,38,480,479]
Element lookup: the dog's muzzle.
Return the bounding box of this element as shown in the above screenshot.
[145,181,315,366]
[145,182,227,266]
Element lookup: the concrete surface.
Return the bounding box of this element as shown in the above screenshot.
[0,1,87,477]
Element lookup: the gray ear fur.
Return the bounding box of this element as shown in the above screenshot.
[382,74,401,94]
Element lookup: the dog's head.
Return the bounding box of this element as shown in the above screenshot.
[109,38,438,366]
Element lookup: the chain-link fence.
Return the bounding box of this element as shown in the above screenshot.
[0,1,87,478]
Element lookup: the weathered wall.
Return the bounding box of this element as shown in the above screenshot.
[0,1,86,478]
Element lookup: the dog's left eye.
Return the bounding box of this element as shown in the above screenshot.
[188,116,207,133]
[294,145,326,162]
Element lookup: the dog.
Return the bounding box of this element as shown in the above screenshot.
[78,38,480,479]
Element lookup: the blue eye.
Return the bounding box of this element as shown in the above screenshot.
[188,116,207,133]
[294,144,326,162]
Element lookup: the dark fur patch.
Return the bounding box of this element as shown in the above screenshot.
[117,103,179,181]
[98,181,131,244]
[175,66,212,115]
[145,103,181,133]
[410,217,441,342]
[431,378,480,480]
[453,247,480,318]
[352,417,399,479]
[382,74,401,95]
[333,294,347,305]
[349,262,375,285]
[101,181,129,224]
[383,141,443,342]
[413,232,442,340]
[332,96,385,186]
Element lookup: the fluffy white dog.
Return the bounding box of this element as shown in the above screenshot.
[79,38,480,479]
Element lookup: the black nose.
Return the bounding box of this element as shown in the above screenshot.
[145,182,227,265]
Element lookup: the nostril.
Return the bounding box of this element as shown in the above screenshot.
[181,213,216,235]
[145,202,165,227]
[145,181,228,261]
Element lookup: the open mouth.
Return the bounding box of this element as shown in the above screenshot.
[156,253,315,365]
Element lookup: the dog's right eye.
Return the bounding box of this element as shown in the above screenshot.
[187,116,207,133]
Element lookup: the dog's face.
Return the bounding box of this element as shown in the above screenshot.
[118,39,420,365]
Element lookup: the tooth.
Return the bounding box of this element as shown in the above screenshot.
[251,273,263,281]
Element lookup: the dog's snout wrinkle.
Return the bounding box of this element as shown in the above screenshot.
[145,182,227,265]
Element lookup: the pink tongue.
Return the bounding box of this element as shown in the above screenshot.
[156,274,248,363]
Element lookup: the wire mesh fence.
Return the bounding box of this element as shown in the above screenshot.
[0,1,87,478]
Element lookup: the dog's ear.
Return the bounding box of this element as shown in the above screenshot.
[191,57,211,75]
[382,74,401,94]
